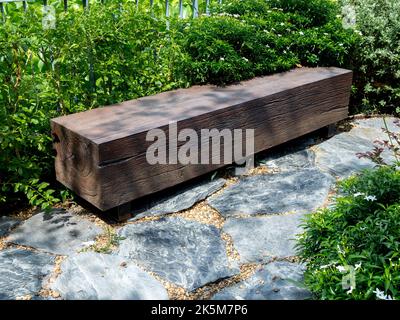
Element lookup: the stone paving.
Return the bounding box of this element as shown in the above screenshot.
[51,252,169,300]
[0,117,398,300]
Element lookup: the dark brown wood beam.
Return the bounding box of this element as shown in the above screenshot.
[51,67,352,211]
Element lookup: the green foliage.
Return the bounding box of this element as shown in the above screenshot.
[340,0,400,114]
[85,226,124,254]
[267,0,338,27]
[0,2,189,210]
[179,0,356,84]
[298,166,400,300]
[0,0,355,210]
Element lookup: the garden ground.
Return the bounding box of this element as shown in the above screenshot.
[0,116,397,300]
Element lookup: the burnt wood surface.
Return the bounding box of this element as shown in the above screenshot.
[51,67,353,211]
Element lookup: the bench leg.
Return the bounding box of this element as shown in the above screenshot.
[324,123,337,138]
[115,202,132,222]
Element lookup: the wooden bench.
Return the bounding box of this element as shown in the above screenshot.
[51,67,352,216]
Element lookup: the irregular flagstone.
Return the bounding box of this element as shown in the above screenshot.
[354,117,399,132]
[129,178,226,221]
[314,131,380,178]
[348,127,396,163]
[115,217,239,291]
[0,248,55,300]
[208,168,333,217]
[0,216,20,237]
[212,261,310,300]
[349,121,397,162]
[51,252,168,300]
[314,118,400,179]
[7,209,102,255]
[261,149,315,171]
[223,214,303,263]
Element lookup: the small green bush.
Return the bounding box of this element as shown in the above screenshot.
[298,165,400,300]
[340,0,400,114]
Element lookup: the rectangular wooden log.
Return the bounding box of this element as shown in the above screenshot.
[51,67,353,211]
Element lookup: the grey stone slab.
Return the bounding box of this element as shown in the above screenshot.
[0,216,20,237]
[212,261,310,300]
[51,252,168,300]
[7,209,103,255]
[116,217,239,291]
[223,214,304,263]
[31,296,58,300]
[261,149,315,171]
[354,117,399,132]
[348,127,397,164]
[208,168,333,217]
[314,118,400,178]
[0,248,55,300]
[129,178,226,221]
[314,131,381,178]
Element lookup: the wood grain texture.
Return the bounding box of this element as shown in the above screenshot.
[51,67,353,211]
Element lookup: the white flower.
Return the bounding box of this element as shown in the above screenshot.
[353,192,364,197]
[299,31,304,36]
[220,57,225,61]
[373,288,395,300]
[336,265,346,273]
[373,288,384,298]
[355,262,362,271]
[320,262,338,269]
[242,57,249,62]
[346,286,354,294]
[364,195,377,201]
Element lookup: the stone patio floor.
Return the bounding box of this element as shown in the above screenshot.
[0,117,398,300]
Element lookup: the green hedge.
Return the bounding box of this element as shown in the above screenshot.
[0,0,355,209]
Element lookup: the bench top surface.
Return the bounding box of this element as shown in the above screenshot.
[52,67,351,144]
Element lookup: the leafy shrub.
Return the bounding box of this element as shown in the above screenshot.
[297,165,400,300]
[0,2,189,210]
[339,0,400,114]
[0,0,355,210]
[179,0,356,84]
[267,0,338,27]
